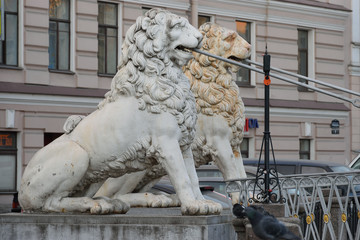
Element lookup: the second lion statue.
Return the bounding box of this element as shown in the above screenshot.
[18,9,222,215]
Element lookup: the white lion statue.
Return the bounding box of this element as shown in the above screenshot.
[93,22,251,207]
[19,9,222,215]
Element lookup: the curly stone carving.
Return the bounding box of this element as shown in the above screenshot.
[18,9,223,215]
[94,23,251,206]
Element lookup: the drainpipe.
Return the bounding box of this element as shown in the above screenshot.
[191,0,198,27]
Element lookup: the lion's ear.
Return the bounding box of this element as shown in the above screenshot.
[223,31,237,41]
[142,17,151,30]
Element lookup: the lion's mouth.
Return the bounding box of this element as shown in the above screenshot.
[228,56,243,62]
[176,45,192,53]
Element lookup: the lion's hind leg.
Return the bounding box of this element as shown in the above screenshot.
[21,140,129,214]
[39,142,129,214]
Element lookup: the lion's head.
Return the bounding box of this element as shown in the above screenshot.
[183,23,251,149]
[99,8,202,148]
[99,8,202,110]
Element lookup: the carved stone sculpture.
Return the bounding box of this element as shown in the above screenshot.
[184,22,250,203]
[94,22,251,206]
[19,8,222,215]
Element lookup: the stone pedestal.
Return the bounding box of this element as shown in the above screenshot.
[232,204,303,240]
[0,208,236,240]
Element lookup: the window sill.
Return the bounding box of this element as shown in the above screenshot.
[49,69,75,75]
[237,84,256,88]
[98,73,116,78]
[0,191,17,195]
[0,65,23,70]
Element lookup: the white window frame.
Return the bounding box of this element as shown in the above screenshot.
[117,2,123,66]
[70,0,75,72]
[308,29,315,88]
[18,0,24,68]
[235,20,256,87]
[16,132,22,190]
[298,28,315,90]
[249,22,256,86]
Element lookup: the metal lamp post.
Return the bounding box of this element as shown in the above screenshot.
[263,49,272,201]
[254,49,282,203]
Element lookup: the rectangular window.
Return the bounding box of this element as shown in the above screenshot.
[298,29,308,92]
[98,2,118,75]
[299,139,310,160]
[49,0,70,71]
[0,0,18,66]
[236,21,251,86]
[44,132,62,146]
[240,138,249,158]
[198,15,211,28]
[0,132,17,192]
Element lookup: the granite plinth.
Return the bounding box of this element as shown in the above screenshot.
[0,208,236,240]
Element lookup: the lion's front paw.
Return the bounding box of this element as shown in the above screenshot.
[91,198,129,214]
[181,199,222,215]
[145,193,178,208]
[111,199,130,214]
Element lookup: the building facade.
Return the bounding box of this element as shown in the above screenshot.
[0,0,357,203]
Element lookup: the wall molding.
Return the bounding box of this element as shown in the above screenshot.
[245,106,349,119]
[0,92,349,120]
[121,0,190,10]
[0,93,101,109]
[197,0,349,31]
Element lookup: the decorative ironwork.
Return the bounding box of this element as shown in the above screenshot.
[324,213,330,223]
[341,213,347,223]
[226,170,360,240]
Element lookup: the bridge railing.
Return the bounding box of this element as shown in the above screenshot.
[226,171,360,240]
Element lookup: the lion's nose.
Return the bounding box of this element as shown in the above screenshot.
[245,43,251,53]
[195,31,203,44]
[196,34,203,48]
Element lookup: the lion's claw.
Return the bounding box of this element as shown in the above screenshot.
[181,200,222,215]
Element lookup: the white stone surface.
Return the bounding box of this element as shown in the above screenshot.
[19,9,222,215]
[96,23,250,206]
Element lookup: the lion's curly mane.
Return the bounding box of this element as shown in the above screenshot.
[183,23,245,149]
[98,8,197,149]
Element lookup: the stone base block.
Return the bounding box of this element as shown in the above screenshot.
[0,208,236,240]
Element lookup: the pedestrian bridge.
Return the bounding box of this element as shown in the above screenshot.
[226,170,360,240]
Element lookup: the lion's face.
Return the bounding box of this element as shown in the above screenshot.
[201,23,251,72]
[139,9,202,67]
[163,15,203,66]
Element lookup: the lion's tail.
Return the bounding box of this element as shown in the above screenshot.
[63,115,86,134]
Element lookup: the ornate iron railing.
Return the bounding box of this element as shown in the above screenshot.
[226,171,360,240]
